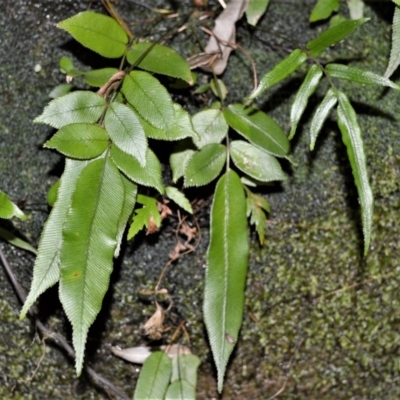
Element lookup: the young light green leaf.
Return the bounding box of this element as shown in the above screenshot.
[139,104,198,141]
[170,142,196,183]
[133,352,172,400]
[385,6,400,78]
[59,56,75,74]
[127,43,192,83]
[104,102,147,167]
[171,354,201,386]
[246,0,270,26]
[35,91,106,129]
[110,145,164,194]
[128,194,162,239]
[114,176,137,258]
[44,123,109,159]
[248,49,307,99]
[165,186,193,214]
[245,188,270,245]
[326,63,400,89]
[165,380,196,400]
[394,0,400,6]
[290,64,323,139]
[57,11,128,58]
[0,227,37,255]
[337,92,373,255]
[210,79,228,101]
[310,87,338,150]
[122,71,175,131]
[204,170,249,392]
[230,140,287,182]
[184,143,226,187]
[59,156,125,375]
[84,68,119,87]
[49,84,74,99]
[20,159,88,319]
[306,18,368,57]
[192,109,228,149]
[0,191,26,220]
[47,179,60,207]
[224,104,290,157]
[309,0,339,22]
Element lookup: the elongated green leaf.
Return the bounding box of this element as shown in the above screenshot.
[306,18,368,57]
[59,156,125,375]
[290,64,323,139]
[337,92,373,255]
[110,145,164,194]
[0,192,26,220]
[84,68,119,87]
[165,186,193,214]
[310,87,338,150]
[35,91,106,129]
[0,227,37,255]
[204,170,249,392]
[326,63,400,89]
[249,49,307,99]
[44,123,109,159]
[224,104,289,156]
[170,142,196,183]
[20,159,88,319]
[134,352,172,400]
[171,354,201,386]
[127,43,192,83]
[385,6,400,78]
[104,102,147,167]
[230,140,287,182]
[47,180,60,207]
[246,0,270,26]
[122,71,174,131]
[184,143,226,187]
[114,175,137,258]
[57,11,128,58]
[309,0,339,22]
[192,109,228,149]
[165,380,196,400]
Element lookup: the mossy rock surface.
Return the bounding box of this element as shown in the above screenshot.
[1,1,400,398]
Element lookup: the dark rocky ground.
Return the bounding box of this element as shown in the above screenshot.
[1,0,400,398]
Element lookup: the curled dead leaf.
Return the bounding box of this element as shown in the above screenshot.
[143,302,165,340]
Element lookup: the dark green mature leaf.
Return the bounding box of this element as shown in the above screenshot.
[171,354,201,387]
[165,186,193,214]
[204,170,249,392]
[337,92,373,255]
[170,142,196,183]
[59,156,125,375]
[127,43,193,83]
[84,68,119,87]
[192,109,228,149]
[245,188,270,245]
[248,49,307,99]
[385,5,400,78]
[246,0,270,26]
[110,145,164,193]
[326,63,400,89]
[309,87,338,150]
[140,103,198,141]
[20,160,88,319]
[104,102,147,167]
[114,176,137,258]
[133,352,172,400]
[44,123,109,159]
[184,143,226,187]
[122,71,175,131]
[230,140,287,182]
[0,192,26,220]
[290,64,323,139]
[35,91,106,129]
[165,380,196,400]
[309,0,339,22]
[306,18,368,57]
[224,104,289,157]
[57,11,128,58]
